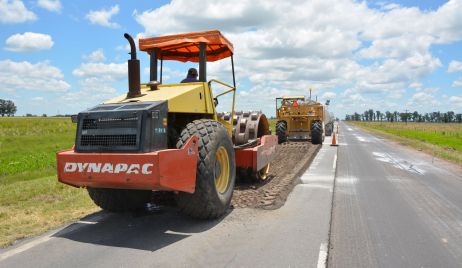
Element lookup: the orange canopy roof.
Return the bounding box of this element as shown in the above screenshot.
[139,30,234,62]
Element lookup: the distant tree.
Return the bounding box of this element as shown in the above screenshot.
[0,99,17,117]
[456,114,462,123]
[376,110,382,121]
[447,111,455,122]
[0,99,6,117]
[368,109,374,121]
[412,111,419,122]
[5,100,17,116]
[385,111,391,122]
[400,113,409,123]
[42,114,47,117]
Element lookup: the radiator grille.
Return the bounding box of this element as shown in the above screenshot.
[78,115,140,151]
[82,117,138,130]
[75,101,167,153]
[80,134,137,147]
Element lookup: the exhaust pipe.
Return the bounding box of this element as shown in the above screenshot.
[124,33,141,98]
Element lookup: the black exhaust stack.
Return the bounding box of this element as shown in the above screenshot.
[124,33,141,98]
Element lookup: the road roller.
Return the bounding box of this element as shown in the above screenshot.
[56,30,277,219]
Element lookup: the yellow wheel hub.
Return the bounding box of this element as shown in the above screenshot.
[257,164,270,180]
[215,146,230,194]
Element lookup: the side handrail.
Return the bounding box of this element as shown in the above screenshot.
[208,79,235,98]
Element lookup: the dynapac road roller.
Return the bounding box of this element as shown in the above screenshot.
[57,30,277,219]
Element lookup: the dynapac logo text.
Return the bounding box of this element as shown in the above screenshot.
[64,162,153,174]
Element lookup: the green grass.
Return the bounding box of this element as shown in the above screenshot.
[269,119,277,134]
[0,117,98,247]
[351,122,462,165]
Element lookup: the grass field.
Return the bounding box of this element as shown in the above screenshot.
[0,117,98,248]
[351,121,462,165]
[269,119,277,134]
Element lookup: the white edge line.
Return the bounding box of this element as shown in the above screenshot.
[0,236,52,262]
[333,153,337,170]
[317,242,328,268]
[0,212,108,262]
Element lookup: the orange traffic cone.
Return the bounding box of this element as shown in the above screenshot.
[331,132,339,146]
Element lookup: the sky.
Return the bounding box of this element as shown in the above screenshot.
[0,0,462,118]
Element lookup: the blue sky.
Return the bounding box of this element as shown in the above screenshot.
[0,0,462,118]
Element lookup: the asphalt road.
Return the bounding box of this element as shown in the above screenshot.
[0,136,338,268]
[328,122,462,268]
[3,122,461,268]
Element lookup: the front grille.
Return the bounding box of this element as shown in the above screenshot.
[80,134,137,146]
[78,115,140,151]
[82,117,138,130]
[75,101,168,153]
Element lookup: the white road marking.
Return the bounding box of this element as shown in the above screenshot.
[333,153,337,170]
[336,176,359,185]
[0,236,52,262]
[77,220,98,225]
[317,242,328,268]
[372,151,426,175]
[0,212,108,262]
[355,135,369,142]
[165,230,193,236]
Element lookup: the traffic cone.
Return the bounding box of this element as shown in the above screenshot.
[331,132,338,146]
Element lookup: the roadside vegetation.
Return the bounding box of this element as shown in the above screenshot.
[269,119,277,134]
[351,121,462,165]
[0,117,98,248]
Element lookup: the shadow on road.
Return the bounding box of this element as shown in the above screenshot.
[53,207,227,252]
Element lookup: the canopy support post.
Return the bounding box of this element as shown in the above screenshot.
[199,42,207,82]
[150,49,158,82]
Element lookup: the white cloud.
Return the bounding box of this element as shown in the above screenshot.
[448,60,462,73]
[5,32,54,52]
[452,77,462,87]
[0,59,70,92]
[450,95,462,106]
[72,62,126,80]
[37,0,61,13]
[407,92,440,107]
[133,0,462,116]
[32,96,44,102]
[83,49,106,62]
[0,0,36,23]
[66,61,127,109]
[321,91,337,100]
[86,5,120,28]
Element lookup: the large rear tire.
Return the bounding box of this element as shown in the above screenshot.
[175,119,236,219]
[87,188,152,212]
[311,121,323,145]
[276,120,287,144]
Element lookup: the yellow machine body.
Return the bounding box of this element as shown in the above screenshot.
[276,96,328,140]
[104,82,235,136]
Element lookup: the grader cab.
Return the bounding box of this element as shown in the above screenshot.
[275,96,332,144]
[57,30,277,219]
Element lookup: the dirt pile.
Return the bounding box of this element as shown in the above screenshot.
[150,142,320,211]
[232,142,320,209]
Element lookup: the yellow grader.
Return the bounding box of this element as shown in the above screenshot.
[57,30,277,219]
[275,96,333,144]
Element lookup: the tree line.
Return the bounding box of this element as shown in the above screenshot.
[0,99,17,117]
[345,109,462,123]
